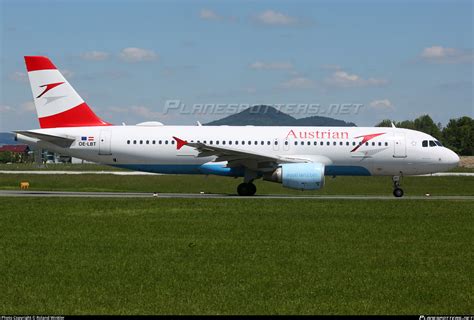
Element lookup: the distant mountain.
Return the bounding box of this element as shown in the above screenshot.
[293,115,356,127]
[0,132,17,146]
[205,105,356,127]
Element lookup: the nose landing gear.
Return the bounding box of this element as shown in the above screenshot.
[392,175,404,197]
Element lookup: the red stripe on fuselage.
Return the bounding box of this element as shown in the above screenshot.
[25,56,57,72]
[38,103,111,128]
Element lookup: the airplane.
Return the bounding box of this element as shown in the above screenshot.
[15,56,460,197]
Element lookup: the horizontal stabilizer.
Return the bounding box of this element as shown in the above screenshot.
[15,130,75,148]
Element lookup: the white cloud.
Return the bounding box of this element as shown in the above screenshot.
[249,61,293,70]
[20,101,36,112]
[10,69,73,82]
[119,48,158,62]
[244,87,257,94]
[131,105,162,118]
[107,105,162,119]
[199,9,220,20]
[0,102,36,114]
[80,51,110,61]
[420,46,473,64]
[9,71,28,83]
[320,64,342,70]
[256,10,297,25]
[325,70,388,87]
[0,105,13,112]
[280,77,316,89]
[421,46,457,59]
[198,9,237,23]
[10,69,73,81]
[60,69,74,79]
[369,99,394,111]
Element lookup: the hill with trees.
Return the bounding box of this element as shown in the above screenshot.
[205,105,356,127]
[0,132,16,146]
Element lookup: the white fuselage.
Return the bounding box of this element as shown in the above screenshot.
[20,125,460,177]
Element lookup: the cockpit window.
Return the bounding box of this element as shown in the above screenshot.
[423,140,442,147]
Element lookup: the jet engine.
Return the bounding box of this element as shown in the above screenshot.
[263,163,325,190]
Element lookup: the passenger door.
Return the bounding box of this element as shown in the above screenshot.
[393,133,407,158]
[99,130,112,155]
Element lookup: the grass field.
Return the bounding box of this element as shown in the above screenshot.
[1,173,473,196]
[0,198,472,315]
[0,163,126,171]
[1,162,474,172]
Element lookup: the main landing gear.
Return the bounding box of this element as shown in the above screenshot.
[237,169,258,196]
[392,175,404,198]
[237,182,257,196]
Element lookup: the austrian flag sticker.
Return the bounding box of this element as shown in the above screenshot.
[78,136,96,147]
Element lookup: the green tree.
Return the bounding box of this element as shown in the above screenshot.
[413,115,442,139]
[0,151,15,163]
[397,120,416,130]
[375,119,416,129]
[375,119,393,127]
[442,116,474,156]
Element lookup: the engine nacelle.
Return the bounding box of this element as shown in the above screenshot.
[263,163,325,190]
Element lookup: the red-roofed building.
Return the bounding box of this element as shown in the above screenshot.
[0,145,30,153]
[0,144,31,163]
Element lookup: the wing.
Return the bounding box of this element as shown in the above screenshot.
[173,136,310,171]
[15,130,75,148]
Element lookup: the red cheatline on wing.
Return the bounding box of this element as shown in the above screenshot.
[351,132,386,152]
[172,136,188,150]
[36,82,65,98]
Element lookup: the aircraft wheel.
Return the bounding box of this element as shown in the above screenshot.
[393,188,404,198]
[237,183,256,196]
[248,182,257,196]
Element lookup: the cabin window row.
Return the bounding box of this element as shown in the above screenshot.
[127,140,175,145]
[292,141,389,147]
[126,139,389,147]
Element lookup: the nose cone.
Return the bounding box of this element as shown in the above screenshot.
[444,148,460,168]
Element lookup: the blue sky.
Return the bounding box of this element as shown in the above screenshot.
[0,0,472,130]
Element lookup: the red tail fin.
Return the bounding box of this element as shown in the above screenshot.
[24,56,111,128]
